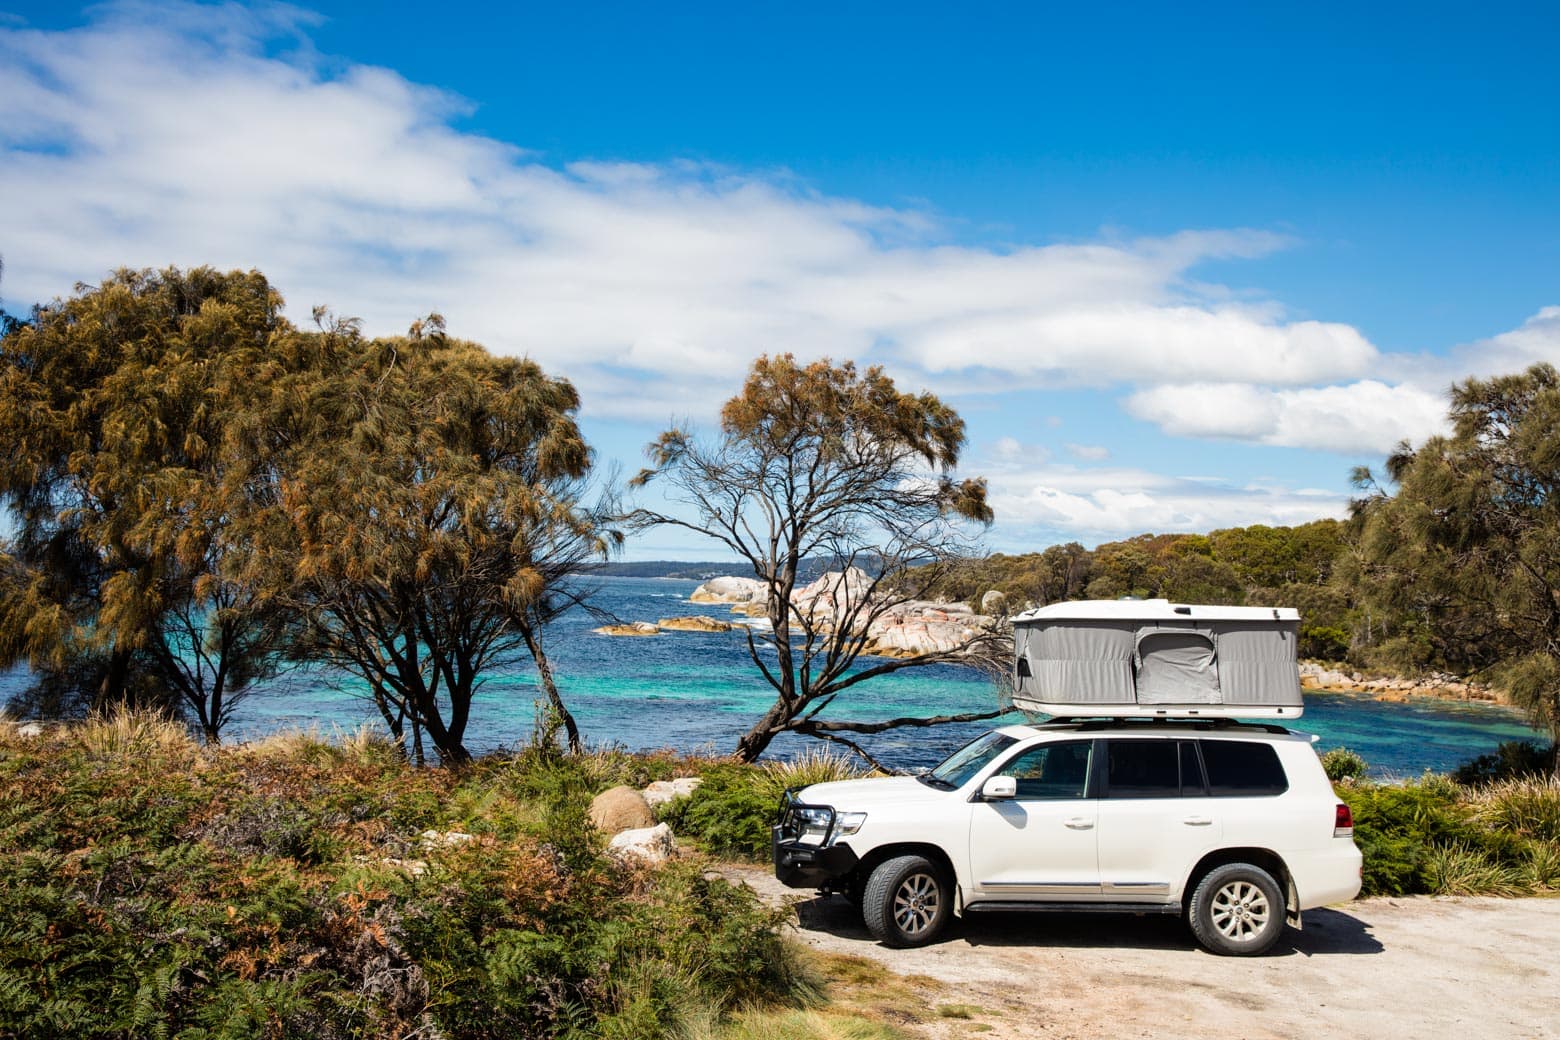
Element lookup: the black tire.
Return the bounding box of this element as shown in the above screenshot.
[862,854,951,947]
[1187,862,1286,956]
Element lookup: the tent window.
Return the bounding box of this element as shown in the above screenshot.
[1134,630,1220,704]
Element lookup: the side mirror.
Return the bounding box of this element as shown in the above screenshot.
[981,775,1017,800]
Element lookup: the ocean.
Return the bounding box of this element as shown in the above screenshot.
[5,576,1547,777]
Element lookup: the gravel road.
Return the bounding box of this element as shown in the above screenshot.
[731,868,1560,1039]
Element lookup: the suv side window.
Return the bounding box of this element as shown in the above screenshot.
[1103,739,1187,798]
[998,740,1093,799]
[1199,739,1289,796]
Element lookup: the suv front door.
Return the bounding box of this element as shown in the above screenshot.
[966,738,1101,901]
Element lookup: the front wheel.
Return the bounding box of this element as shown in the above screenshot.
[1187,862,1286,956]
[862,854,951,947]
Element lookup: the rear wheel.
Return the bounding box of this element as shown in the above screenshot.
[862,854,950,947]
[1187,863,1286,956]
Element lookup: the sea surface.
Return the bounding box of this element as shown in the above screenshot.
[5,576,1548,777]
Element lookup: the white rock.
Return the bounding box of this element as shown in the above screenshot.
[688,576,767,605]
[642,776,704,808]
[17,722,45,738]
[420,829,475,849]
[608,822,677,864]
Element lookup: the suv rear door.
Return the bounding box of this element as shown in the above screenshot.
[1095,738,1222,901]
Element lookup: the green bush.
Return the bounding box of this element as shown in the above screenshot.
[1320,746,1369,782]
[1346,772,1554,896]
[659,750,873,861]
[659,763,781,860]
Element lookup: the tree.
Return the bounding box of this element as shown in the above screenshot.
[0,267,292,738]
[1350,363,1560,764]
[631,354,1009,765]
[242,314,607,764]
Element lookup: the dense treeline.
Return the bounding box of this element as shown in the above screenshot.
[932,519,1356,661]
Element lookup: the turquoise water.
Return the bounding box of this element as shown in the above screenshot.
[5,576,1547,775]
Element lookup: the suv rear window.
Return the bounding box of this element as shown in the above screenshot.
[1104,740,1185,798]
[1199,739,1288,796]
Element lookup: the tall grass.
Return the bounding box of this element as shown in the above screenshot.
[1422,843,1525,897]
[69,707,199,763]
[1470,777,1560,843]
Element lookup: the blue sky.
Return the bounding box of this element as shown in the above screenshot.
[3,1,1558,558]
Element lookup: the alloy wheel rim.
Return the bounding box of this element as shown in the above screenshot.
[893,873,940,935]
[1210,880,1271,942]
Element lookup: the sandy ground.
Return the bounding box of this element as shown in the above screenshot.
[729,868,1560,1040]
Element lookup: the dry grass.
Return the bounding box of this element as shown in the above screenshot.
[764,747,877,790]
[69,707,199,764]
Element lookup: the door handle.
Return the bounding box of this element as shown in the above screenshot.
[1064,817,1095,830]
[1182,816,1213,826]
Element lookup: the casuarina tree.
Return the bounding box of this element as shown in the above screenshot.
[631,354,1009,765]
[0,267,292,738]
[1349,363,1560,769]
[240,313,609,764]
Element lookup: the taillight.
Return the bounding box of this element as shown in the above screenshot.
[1333,802,1354,838]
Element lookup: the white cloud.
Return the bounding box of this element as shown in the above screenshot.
[1123,380,1452,455]
[983,462,1350,546]
[1066,443,1110,461]
[0,2,1385,422]
[1457,306,1560,375]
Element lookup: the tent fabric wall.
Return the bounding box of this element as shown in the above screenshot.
[1016,621,1135,703]
[1207,622,1301,706]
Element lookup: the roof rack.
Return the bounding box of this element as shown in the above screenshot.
[1032,717,1294,736]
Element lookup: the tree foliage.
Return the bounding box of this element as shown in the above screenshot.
[1350,363,1560,752]
[0,267,291,736]
[240,313,609,764]
[0,267,606,757]
[631,354,1006,764]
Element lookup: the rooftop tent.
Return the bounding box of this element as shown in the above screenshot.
[1011,600,1304,719]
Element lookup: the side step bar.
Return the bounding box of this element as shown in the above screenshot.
[964,901,1181,915]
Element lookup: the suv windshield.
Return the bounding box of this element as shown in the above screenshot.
[921,731,1017,789]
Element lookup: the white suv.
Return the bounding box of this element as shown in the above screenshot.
[773,720,1362,955]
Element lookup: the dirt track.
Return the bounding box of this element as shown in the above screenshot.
[732,868,1560,1039]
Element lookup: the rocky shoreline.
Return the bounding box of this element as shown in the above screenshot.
[600,571,998,659]
[1299,662,1506,706]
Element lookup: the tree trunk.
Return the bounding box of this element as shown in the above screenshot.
[521,625,581,753]
[93,645,133,712]
[734,699,795,762]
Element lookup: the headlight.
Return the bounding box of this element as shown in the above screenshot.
[796,807,832,844]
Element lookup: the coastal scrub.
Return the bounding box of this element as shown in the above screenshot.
[0,715,809,1039]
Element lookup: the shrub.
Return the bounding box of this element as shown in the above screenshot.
[1455,740,1556,785]
[1320,746,1369,782]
